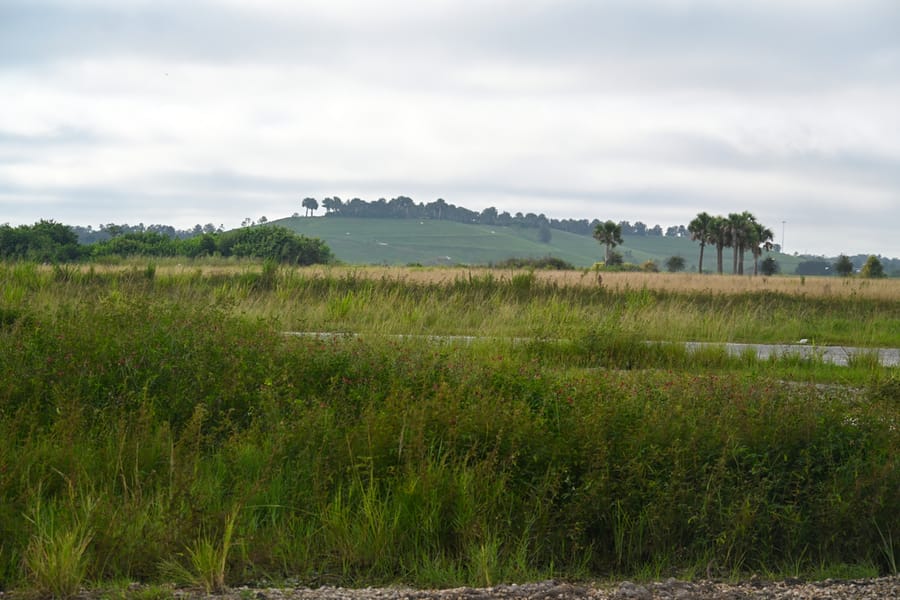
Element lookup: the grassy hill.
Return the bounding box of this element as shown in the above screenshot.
[274,216,802,271]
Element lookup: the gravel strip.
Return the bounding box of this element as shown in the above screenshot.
[152,577,900,600]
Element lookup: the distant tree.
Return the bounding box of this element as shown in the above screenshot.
[426,198,448,220]
[103,224,125,238]
[688,212,714,274]
[834,254,854,277]
[0,220,82,262]
[593,220,623,263]
[301,197,318,216]
[860,255,886,278]
[90,231,179,258]
[258,216,268,225]
[749,221,775,276]
[538,221,552,243]
[727,211,756,275]
[197,234,217,256]
[760,256,779,276]
[665,256,686,273]
[389,196,415,218]
[709,216,729,274]
[795,260,831,276]
[606,251,624,266]
[641,260,659,272]
[479,206,498,225]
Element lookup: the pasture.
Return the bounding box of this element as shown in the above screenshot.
[0,262,897,594]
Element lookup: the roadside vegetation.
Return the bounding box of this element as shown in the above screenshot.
[0,262,897,595]
[0,221,333,265]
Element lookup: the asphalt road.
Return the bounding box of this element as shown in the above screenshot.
[285,332,900,367]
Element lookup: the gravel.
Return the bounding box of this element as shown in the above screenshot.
[147,577,900,600]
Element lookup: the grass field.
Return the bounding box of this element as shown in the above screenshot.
[273,216,809,272]
[0,262,897,595]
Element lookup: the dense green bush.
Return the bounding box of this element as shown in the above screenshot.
[216,225,333,264]
[2,222,333,265]
[0,220,83,262]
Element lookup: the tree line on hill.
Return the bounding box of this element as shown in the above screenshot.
[295,195,688,241]
[2,209,896,276]
[0,221,332,265]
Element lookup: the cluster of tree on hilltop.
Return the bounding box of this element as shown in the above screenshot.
[297,196,684,241]
[0,221,332,265]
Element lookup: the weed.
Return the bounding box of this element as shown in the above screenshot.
[874,521,897,575]
[22,499,94,599]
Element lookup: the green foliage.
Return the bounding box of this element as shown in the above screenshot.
[605,251,624,266]
[760,256,779,276]
[0,266,897,591]
[492,256,575,270]
[640,260,659,273]
[593,220,624,263]
[860,255,886,279]
[834,254,854,277]
[22,496,94,598]
[664,256,686,273]
[1,221,333,265]
[90,232,180,258]
[0,220,82,262]
[217,225,333,264]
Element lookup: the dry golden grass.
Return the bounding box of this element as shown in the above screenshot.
[42,262,900,300]
[291,266,900,300]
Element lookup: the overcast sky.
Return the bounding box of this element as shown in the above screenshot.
[2,0,898,257]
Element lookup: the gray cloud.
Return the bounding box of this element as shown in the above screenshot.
[1,0,898,257]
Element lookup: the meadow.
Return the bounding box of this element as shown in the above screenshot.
[0,261,897,595]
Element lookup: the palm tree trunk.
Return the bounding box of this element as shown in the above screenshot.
[698,243,705,274]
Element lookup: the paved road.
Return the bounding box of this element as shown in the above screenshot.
[285,332,900,367]
[681,341,900,367]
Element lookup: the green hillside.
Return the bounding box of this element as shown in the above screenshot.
[274,216,799,271]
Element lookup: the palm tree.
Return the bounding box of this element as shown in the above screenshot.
[727,212,756,275]
[301,197,318,217]
[750,222,774,275]
[688,212,714,273]
[708,216,729,274]
[593,220,623,263]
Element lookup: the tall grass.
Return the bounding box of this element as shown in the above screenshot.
[0,261,897,591]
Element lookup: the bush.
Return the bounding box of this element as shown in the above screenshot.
[860,256,886,279]
[641,260,659,273]
[216,226,333,264]
[492,257,575,270]
[761,256,779,276]
[665,256,686,273]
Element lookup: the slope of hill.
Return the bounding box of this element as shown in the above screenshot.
[274,216,798,271]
